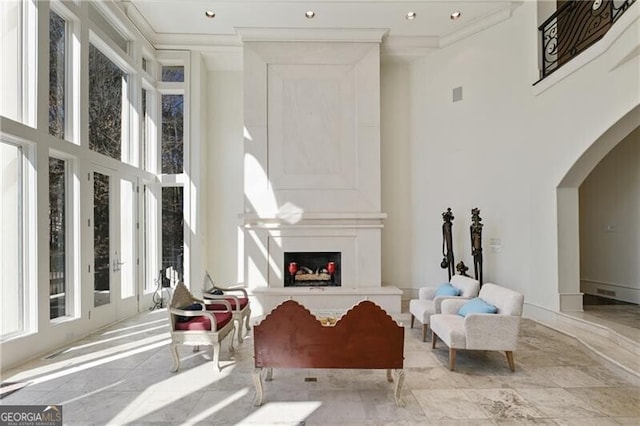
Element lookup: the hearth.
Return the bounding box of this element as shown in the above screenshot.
[284,252,341,287]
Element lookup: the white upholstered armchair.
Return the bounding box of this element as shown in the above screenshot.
[409,275,480,341]
[430,283,524,371]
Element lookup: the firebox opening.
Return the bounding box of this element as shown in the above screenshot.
[284,252,341,287]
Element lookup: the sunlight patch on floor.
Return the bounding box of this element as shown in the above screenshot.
[109,361,240,424]
[101,316,167,336]
[238,401,322,425]
[8,336,170,384]
[185,388,249,424]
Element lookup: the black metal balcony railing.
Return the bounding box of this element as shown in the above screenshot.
[539,0,636,79]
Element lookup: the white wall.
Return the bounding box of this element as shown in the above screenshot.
[203,70,244,287]
[380,62,415,292]
[188,52,207,293]
[200,2,640,314]
[405,1,639,310]
[579,127,640,303]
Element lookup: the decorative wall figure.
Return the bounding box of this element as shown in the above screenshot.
[440,208,455,280]
[456,261,470,277]
[470,207,484,285]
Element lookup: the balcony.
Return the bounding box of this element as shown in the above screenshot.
[539,0,636,79]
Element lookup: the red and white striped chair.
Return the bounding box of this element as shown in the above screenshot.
[168,282,235,372]
[202,272,251,343]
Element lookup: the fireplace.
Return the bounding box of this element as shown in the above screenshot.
[284,252,341,287]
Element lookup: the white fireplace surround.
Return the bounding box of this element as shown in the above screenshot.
[243,212,385,288]
[242,29,401,313]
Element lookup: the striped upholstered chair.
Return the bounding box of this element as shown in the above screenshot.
[168,282,235,372]
[202,272,251,343]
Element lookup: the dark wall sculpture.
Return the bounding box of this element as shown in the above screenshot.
[456,261,470,277]
[440,208,455,281]
[470,207,484,285]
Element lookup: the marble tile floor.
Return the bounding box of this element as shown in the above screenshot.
[1,309,639,425]
[581,304,640,338]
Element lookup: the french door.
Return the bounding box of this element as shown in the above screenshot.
[91,167,140,325]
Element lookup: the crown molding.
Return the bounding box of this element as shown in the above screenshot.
[381,36,438,62]
[439,2,522,48]
[235,27,389,43]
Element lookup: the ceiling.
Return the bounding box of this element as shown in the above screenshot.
[121,0,523,67]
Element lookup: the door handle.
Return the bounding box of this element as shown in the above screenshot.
[113,259,125,272]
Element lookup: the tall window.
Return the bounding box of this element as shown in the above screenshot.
[1,142,24,337]
[142,88,153,171]
[94,172,110,307]
[162,187,183,283]
[89,44,123,159]
[161,94,183,174]
[1,1,22,122]
[49,157,66,319]
[49,10,66,139]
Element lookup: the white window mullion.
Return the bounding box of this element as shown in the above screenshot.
[24,0,38,128]
[25,142,38,334]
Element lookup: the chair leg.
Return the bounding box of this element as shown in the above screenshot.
[237,319,244,344]
[245,309,252,331]
[410,315,415,328]
[212,341,221,372]
[229,325,236,353]
[169,343,180,373]
[431,331,437,349]
[422,324,428,342]
[505,351,515,372]
[448,348,456,371]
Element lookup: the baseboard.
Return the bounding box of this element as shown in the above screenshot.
[581,280,640,304]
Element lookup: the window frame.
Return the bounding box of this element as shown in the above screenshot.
[87,30,136,164]
[156,51,189,285]
[48,150,79,323]
[49,1,80,144]
[0,136,37,341]
[48,7,67,140]
[1,0,37,126]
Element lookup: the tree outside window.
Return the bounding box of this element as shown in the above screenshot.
[89,44,123,160]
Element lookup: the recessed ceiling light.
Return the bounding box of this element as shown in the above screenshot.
[204,10,215,18]
[305,11,315,19]
[406,11,416,20]
[450,11,462,20]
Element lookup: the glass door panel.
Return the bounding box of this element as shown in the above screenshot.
[119,178,135,299]
[91,168,140,321]
[93,172,110,307]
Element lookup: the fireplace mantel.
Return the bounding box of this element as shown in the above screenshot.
[242,212,387,229]
[252,286,402,314]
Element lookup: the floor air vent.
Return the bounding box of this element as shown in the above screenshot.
[43,348,69,360]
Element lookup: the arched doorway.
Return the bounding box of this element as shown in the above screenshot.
[556,105,640,325]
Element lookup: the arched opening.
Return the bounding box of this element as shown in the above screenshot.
[557,105,639,332]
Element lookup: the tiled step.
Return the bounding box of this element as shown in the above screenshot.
[539,313,640,381]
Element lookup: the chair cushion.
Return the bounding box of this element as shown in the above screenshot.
[435,283,461,297]
[430,314,467,348]
[458,297,497,317]
[207,297,249,311]
[175,311,233,331]
[409,299,436,323]
[177,303,203,323]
